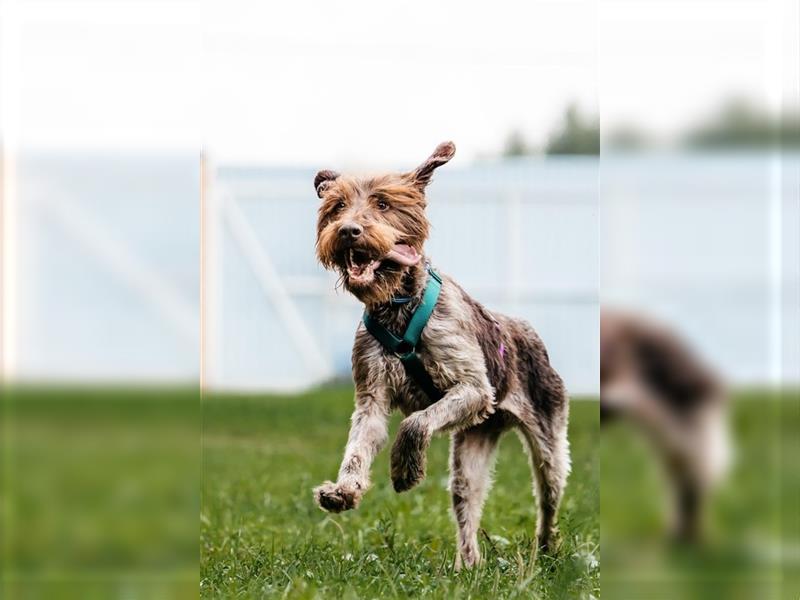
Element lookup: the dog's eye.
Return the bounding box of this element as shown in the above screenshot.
[334,201,346,211]
[376,199,389,211]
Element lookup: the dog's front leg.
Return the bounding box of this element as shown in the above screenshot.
[391,381,494,492]
[314,391,389,513]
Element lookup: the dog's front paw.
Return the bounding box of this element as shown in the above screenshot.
[390,417,431,493]
[313,481,361,513]
[476,399,496,424]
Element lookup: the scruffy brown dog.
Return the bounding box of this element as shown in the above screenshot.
[312,141,570,568]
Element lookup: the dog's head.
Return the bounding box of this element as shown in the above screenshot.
[315,141,455,305]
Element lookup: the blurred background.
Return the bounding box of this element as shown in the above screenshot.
[0,2,201,598]
[598,2,799,599]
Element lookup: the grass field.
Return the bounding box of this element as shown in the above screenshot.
[2,387,199,599]
[601,389,799,600]
[201,387,600,599]
[3,385,794,599]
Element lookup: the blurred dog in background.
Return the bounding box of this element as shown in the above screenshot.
[601,309,732,541]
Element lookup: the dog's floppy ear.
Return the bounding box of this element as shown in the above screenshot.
[314,169,340,198]
[409,141,455,189]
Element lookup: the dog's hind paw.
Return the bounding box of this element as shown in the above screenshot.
[535,526,562,556]
[390,417,431,492]
[313,481,361,513]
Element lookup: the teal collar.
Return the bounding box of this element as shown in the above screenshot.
[362,267,444,400]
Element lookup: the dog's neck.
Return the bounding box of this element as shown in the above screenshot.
[364,259,429,332]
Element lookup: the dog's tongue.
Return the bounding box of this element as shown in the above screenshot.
[384,243,421,266]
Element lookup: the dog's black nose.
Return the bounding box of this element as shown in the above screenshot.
[338,223,363,240]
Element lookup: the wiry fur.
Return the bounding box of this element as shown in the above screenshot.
[312,142,571,568]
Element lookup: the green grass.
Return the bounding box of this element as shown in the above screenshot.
[201,387,599,599]
[601,389,800,600]
[2,386,200,599]
[6,385,793,599]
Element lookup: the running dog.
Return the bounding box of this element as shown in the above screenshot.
[312,141,570,568]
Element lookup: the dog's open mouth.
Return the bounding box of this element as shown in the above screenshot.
[344,243,420,285]
[345,248,380,285]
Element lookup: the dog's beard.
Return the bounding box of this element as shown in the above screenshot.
[336,243,420,305]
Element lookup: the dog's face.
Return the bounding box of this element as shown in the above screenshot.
[315,141,455,304]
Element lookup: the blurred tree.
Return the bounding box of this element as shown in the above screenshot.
[684,98,800,148]
[784,111,800,147]
[502,129,532,156]
[545,103,599,155]
[606,123,653,151]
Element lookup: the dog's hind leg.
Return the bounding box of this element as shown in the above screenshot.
[449,424,501,570]
[509,324,571,553]
[516,410,570,553]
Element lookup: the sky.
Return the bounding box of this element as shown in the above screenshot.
[203,0,597,166]
[599,0,798,144]
[1,0,797,165]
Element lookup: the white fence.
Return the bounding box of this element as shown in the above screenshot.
[12,152,794,391]
[11,154,199,383]
[601,151,800,386]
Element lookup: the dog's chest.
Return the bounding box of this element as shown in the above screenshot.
[353,276,507,413]
[382,327,482,415]
[383,359,442,415]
